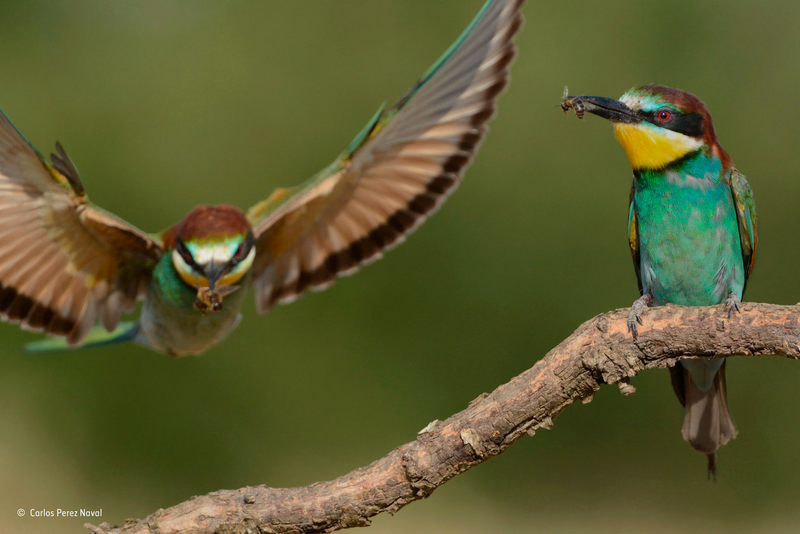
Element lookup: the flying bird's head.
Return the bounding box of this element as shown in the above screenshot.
[563,84,730,171]
[171,205,255,311]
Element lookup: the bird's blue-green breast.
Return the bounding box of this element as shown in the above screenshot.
[634,153,744,308]
[152,253,198,308]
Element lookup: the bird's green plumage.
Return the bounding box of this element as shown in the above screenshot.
[152,253,199,309]
[24,322,139,353]
[631,152,745,309]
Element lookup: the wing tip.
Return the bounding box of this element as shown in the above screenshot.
[251,0,526,314]
[50,141,86,197]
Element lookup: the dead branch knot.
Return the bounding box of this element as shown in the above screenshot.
[417,419,442,435]
[460,428,488,458]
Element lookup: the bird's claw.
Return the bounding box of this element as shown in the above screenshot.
[627,315,640,339]
[627,294,652,340]
[724,292,742,319]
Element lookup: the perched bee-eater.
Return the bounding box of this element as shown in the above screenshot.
[0,0,524,356]
[562,85,757,476]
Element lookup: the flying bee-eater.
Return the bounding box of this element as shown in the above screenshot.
[0,0,524,356]
[562,85,757,476]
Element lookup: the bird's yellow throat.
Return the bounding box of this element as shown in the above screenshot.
[613,122,703,170]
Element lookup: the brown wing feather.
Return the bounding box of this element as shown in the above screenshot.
[0,110,162,344]
[250,0,524,312]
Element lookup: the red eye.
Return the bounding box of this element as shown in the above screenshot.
[234,244,244,259]
[657,110,671,121]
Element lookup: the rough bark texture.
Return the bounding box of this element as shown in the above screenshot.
[87,303,800,534]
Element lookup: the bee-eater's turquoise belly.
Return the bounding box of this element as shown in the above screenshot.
[635,171,744,392]
[634,173,745,308]
[138,254,249,356]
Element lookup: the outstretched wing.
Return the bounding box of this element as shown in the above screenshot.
[729,168,757,294]
[628,183,643,295]
[0,110,162,344]
[247,0,524,312]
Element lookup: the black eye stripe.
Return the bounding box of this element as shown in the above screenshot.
[176,239,204,273]
[176,231,255,273]
[644,110,704,137]
[230,231,255,266]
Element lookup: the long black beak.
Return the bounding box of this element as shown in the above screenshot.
[562,93,641,124]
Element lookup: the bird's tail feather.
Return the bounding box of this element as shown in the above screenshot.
[24,321,140,353]
[671,359,738,479]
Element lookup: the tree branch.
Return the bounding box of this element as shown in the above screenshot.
[87,303,800,534]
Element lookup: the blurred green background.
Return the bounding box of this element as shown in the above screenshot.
[1,1,800,533]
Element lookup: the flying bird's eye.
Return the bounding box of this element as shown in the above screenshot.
[176,239,199,268]
[656,109,672,122]
[233,244,244,260]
